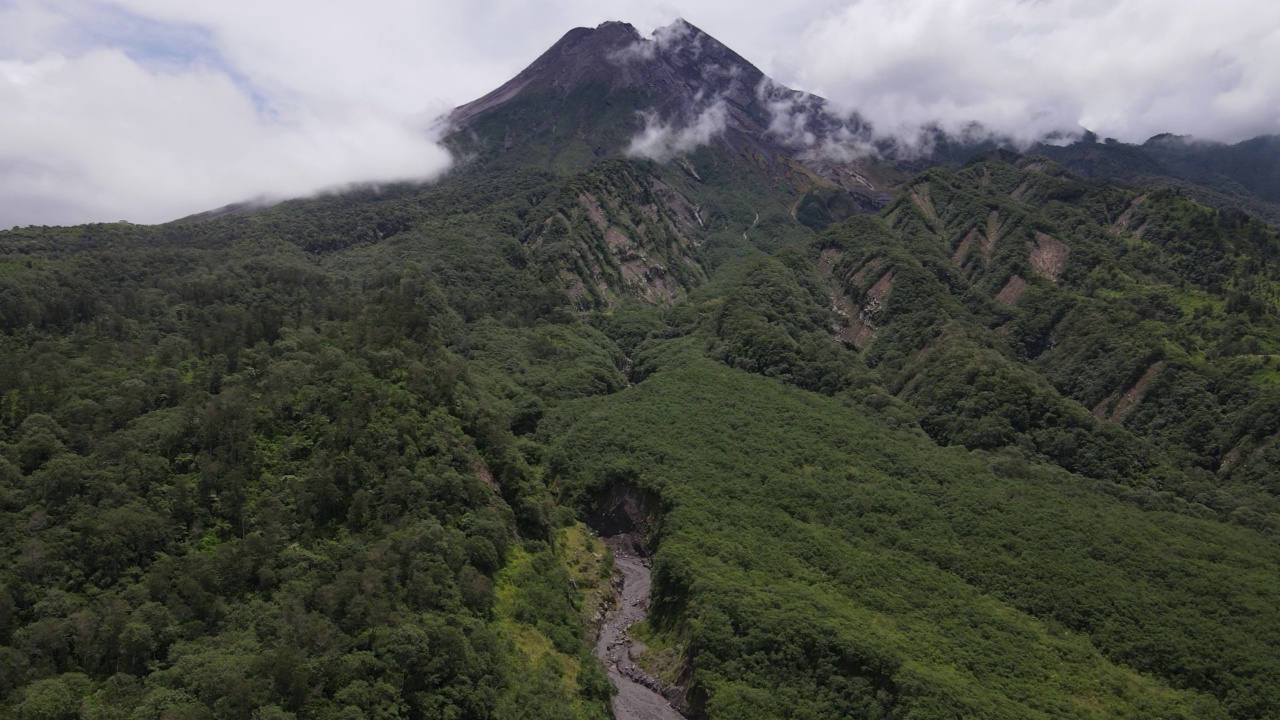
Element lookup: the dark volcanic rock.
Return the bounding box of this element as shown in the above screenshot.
[451,20,771,128]
[449,22,647,125]
[449,19,869,160]
[586,480,660,545]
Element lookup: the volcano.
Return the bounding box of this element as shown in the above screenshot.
[446,19,897,212]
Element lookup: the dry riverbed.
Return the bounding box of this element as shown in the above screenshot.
[594,535,687,720]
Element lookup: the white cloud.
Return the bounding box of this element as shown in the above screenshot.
[609,16,706,63]
[0,46,452,227]
[757,80,820,148]
[755,78,885,163]
[625,101,729,161]
[785,0,1280,145]
[0,0,463,228]
[0,0,1277,227]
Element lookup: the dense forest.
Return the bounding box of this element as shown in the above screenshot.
[4,117,1280,720]
[0,168,626,719]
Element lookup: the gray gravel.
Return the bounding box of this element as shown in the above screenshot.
[594,535,687,720]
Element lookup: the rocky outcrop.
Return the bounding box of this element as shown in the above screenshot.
[1109,193,1148,235]
[994,275,1029,306]
[1092,362,1162,423]
[532,165,708,308]
[952,228,979,268]
[1028,231,1069,283]
[831,267,894,350]
[585,480,661,546]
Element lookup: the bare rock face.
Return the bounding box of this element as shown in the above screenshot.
[451,20,772,129]
[450,22,651,125]
[586,480,660,545]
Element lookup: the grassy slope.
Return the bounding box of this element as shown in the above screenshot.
[490,524,613,720]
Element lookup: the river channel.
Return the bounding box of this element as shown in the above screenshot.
[594,535,687,720]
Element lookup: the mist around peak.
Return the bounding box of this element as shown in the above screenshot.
[626,101,729,161]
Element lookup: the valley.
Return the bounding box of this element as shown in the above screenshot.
[595,535,684,720]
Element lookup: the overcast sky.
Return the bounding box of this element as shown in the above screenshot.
[2,0,1278,228]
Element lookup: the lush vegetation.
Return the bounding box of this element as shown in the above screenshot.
[0,165,635,719]
[4,119,1280,720]
[850,158,1280,530]
[547,354,1280,718]
[1038,134,1280,225]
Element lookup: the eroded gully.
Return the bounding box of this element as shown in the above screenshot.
[594,535,686,720]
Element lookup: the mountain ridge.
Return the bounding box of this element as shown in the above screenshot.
[447,18,1280,230]
[1037,133,1280,223]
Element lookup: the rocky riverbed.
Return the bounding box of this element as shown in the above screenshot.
[594,535,687,720]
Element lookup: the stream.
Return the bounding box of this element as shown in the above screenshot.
[594,534,687,720]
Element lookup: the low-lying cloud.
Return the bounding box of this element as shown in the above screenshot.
[610,16,701,63]
[0,48,452,228]
[626,101,729,162]
[784,0,1280,146]
[757,79,885,162]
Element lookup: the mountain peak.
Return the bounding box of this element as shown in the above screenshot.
[449,22,638,125]
[449,19,766,127]
[445,18,888,209]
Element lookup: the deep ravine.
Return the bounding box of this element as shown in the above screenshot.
[594,535,687,720]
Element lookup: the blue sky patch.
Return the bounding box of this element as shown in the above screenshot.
[53,2,275,117]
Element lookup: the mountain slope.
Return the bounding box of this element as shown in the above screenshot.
[1037,134,1280,224]
[447,20,899,211]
